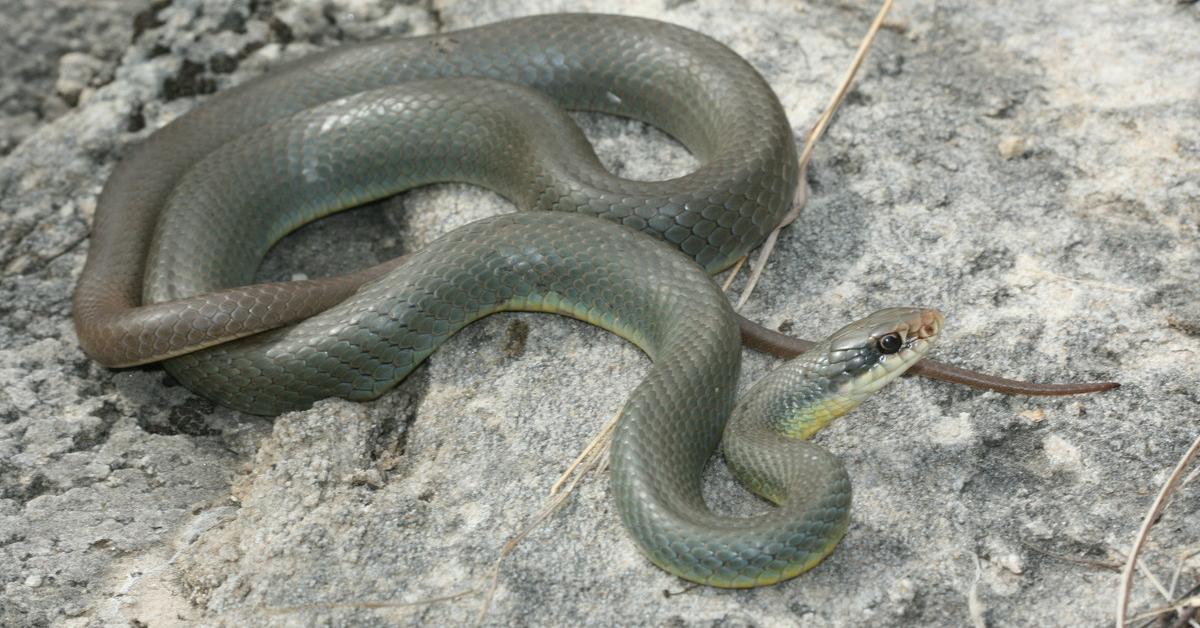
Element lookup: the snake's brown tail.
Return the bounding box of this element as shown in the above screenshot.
[903,359,1120,396]
[736,314,1120,397]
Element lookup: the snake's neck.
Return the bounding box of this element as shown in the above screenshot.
[734,347,867,441]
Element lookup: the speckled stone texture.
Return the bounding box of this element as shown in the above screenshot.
[1,0,1197,626]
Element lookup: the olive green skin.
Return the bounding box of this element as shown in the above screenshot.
[71,14,935,587]
[73,14,797,367]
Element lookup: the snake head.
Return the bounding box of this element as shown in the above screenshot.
[753,307,944,440]
[822,306,943,397]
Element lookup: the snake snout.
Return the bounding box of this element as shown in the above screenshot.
[911,308,943,341]
[889,307,942,359]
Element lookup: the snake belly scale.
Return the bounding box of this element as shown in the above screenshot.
[73,14,935,586]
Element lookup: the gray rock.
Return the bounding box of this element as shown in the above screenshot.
[0,0,144,156]
[54,52,110,108]
[1,0,1197,626]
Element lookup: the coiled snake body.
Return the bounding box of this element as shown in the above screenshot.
[71,14,1037,585]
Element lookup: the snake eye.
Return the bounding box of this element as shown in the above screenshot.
[877,333,903,354]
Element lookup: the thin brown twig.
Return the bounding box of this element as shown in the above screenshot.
[1018,540,1123,572]
[259,587,479,615]
[549,409,621,495]
[968,553,987,628]
[663,583,701,598]
[1169,546,1200,599]
[721,255,748,291]
[1127,595,1200,624]
[1117,433,1200,627]
[1139,558,1174,602]
[1182,465,1200,490]
[733,0,895,310]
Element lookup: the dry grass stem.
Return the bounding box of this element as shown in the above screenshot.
[1183,465,1200,489]
[968,553,987,628]
[1139,558,1174,602]
[721,255,748,291]
[1018,540,1123,572]
[1127,596,1200,624]
[733,0,895,309]
[1117,433,1200,627]
[550,409,621,496]
[258,587,479,616]
[1168,547,1200,598]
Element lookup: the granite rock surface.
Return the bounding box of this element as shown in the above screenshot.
[1,0,1198,625]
